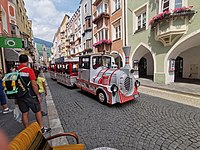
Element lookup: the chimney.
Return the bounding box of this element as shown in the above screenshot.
[122,46,131,69]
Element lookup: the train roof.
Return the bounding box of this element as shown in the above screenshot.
[79,53,112,57]
[65,57,79,62]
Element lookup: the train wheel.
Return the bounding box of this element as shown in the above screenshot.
[97,91,107,104]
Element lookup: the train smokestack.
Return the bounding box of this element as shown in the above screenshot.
[122,46,131,69]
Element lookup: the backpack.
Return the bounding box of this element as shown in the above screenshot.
[2,67,30,99]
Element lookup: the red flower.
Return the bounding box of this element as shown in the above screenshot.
[149,6,193,27]
[93,39,112,47]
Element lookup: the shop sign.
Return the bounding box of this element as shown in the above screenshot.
[0,37,22,48]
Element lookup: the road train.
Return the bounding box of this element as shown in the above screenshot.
[50,46,140,105]
[50,57,79,87]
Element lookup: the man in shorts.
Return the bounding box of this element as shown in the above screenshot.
[17,54,51,133]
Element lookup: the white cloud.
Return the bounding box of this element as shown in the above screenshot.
[24,0,72,42]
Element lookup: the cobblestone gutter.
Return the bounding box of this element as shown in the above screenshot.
[45,77,68,146]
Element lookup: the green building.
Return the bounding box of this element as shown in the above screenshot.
[126,0,200,84]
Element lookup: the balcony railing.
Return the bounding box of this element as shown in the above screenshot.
[93,12,110,24]
[149,6,195,46]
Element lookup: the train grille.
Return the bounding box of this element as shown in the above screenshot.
[124,77,131,91]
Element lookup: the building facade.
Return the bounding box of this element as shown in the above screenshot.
[0,0,11,73]
[0,0,33,73]
[80,0,93,54]
[59,15,70,58]
[16,0,33,48]
[92,0,125,67]
[66,8,82,57]
[127,0,200,84]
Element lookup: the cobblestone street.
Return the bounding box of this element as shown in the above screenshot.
[46,74,200,150]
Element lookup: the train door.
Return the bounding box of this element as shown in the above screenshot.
[79,56,90,81]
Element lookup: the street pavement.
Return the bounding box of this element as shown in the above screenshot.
[0,93,49,141]
[45,74,200,150]
[0,99,24,140]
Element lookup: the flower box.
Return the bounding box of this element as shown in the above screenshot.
[93,39,112,47]
[149,6,194,28]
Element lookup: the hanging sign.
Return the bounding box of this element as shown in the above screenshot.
[0,37,22,48]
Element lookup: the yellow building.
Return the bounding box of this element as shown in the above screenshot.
[60,14,70,57]
[15,0,33,50]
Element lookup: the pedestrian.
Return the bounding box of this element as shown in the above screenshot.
[34,70,47,116]
[0,70,12,114]
[16,54,51,133]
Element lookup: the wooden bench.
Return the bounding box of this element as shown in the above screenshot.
[9,122,84,150]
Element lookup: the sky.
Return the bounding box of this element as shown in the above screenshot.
[24,0,80,42]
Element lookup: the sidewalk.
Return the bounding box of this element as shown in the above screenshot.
[0,99,35,140]
[0,73,66,146]
[139,78,200,97]
[0,80,50,142]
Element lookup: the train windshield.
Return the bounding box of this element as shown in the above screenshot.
[92,56,111,69]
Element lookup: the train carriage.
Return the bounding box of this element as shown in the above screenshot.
[76,46,140,105]
[50,57,79,87]
[49,64,57,80]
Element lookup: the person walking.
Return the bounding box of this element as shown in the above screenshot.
[0,70,12,114]
[34,70,47,116]
[17,54,51,133]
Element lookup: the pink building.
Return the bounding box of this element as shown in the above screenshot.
[0,0,11,36]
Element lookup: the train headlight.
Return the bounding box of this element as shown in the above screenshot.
[135,80,140,88]
[111,84,118,93]
[130,69,134,74]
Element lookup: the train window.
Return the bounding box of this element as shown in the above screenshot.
[79,57,90,69]
[65,64,69,74]
[92,56,111,69]
[92,56,102,69]
[103,56,111,68]
[72,63,78,73]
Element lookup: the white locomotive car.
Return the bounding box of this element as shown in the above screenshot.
[76,46,140,105]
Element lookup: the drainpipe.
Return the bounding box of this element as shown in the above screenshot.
[124,0,127,46]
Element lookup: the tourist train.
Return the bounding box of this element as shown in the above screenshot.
[49,57,79,87]
[50,46,140,105]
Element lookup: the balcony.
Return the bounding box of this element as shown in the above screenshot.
[69,38,75,44]
[93,0,102,6]
[66,40,70,47]
[93,39,112,52]
[85,27,92,33]
[93,39,111,47]
[0,11,2,21]
[93,12,110,24]
[84,48,93,53]
[149,6,195,46]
